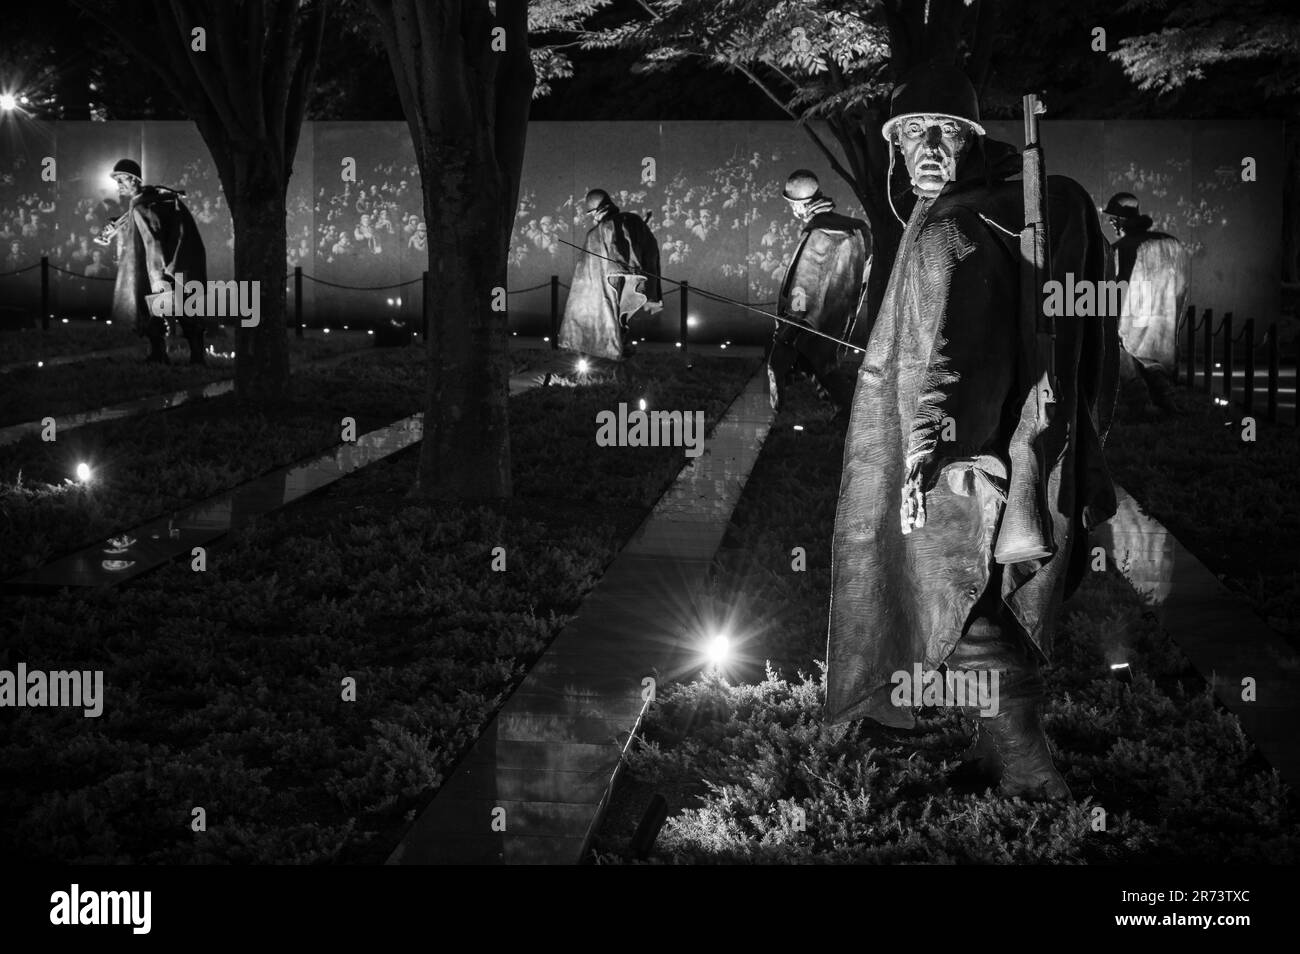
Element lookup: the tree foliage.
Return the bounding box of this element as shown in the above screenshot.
[1112,0,1300,101]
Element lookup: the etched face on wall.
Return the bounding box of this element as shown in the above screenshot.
[894,115,975,198]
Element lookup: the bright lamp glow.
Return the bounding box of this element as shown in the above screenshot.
[705,633,731,667]
[0,93,17,111]
[75,462,92,482]
[576,358,589,373]
[638,398,647,411]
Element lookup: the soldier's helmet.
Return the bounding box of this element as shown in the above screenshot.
[880,62,986,141]
[1103,192,1142,219]
[111,158,143,182]
[782,170,822,203]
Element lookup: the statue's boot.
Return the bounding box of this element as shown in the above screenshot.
[813,364,854,420]
[1142,363,1179,415]
[145,332,169,364]
[183,318,206,366]
[945,617,1071,801]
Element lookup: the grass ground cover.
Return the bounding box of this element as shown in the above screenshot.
[1104,388,1298,639]
[0,348,431,579]
[592,376,1300,864]
[0,353,757,863]
[0,332,369,427]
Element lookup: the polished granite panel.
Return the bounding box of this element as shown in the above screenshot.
[432,764,614,804]
[0,345,137,375]
[0,345,372,448]
[0,379,234,448]
[390,364,776,864]
[4,413,426,590]
[387,832,590,866]
[1106,483,1300,788]
[457,739,623,774]
[5,366,552,591]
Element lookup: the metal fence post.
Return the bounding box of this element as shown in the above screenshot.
[1201,308,1213,394]
[1221,312,1233,403]
[680,280,689,362]
[40,256,50,331]
[1243,318,1255,416]
[422,270,430,343]
[1267,323,1279,424]
[550,274,559,349]
[294,265,303,339]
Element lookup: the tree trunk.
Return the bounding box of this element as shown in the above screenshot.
[415,136,513,499]
[826,105,904,339]
[219,149,291,405]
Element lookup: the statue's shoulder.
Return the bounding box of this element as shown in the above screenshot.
[808,211,869,237]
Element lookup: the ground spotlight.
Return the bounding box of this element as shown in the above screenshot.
[576,358,589,374]
[75,462,92,483]
[323,327,330,333]
[705,632,731,668]
[1111,662,1134,685]
[0,94,17,111]
[793,424,804,431]
[36,361,43,368]
[639,398,647,411]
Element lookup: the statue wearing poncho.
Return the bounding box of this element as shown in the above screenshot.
[1103,194,1190,414]
[825,64,1120,801]
[559,198,662,361]
[111,184,208,364]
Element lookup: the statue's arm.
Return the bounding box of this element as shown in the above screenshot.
[906,208,1018,486]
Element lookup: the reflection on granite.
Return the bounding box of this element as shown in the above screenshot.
[389,366,776,865]
[6,364,555,592]
[0,346,372,448]
[0,380,235,448]
[4,414,423,590]
[1097,485,1300,788]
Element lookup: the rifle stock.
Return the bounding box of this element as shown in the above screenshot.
[994,93,1058,565]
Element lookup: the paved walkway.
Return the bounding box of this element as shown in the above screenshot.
[388,364,774,865]
[2,364,552,592]
[1097,486,1300,788]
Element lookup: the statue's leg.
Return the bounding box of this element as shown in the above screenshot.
[1138,359,1179,414]
[181,316,206,365]
[767,334,798,412]
[805,339,854,414]
[945,600,1071,801]
[144,314,169,364]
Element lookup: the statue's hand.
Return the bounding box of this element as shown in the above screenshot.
[900,460,927,534]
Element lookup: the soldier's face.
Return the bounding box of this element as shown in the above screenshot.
[785,197,815,222]
[1108,215,1125,237]
[896,115,973,197]
[113,174,141,198]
